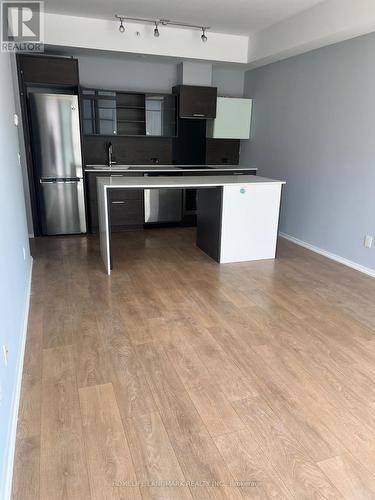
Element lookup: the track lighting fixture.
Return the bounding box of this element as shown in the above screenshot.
[115,15,210,42]
[118,17,125,33]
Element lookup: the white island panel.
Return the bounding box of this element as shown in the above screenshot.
[220,183,282,263]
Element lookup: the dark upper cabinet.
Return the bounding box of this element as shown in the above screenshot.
[173,85,217,119]
[82,89,177,137]
[18,54,79,86]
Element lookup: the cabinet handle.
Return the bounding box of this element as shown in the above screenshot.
[110,174,123,177]
[112,200,125,204]
[193,113,205,117]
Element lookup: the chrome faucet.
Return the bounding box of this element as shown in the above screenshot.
[108,142,117,167]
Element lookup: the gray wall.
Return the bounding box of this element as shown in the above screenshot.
[240,31,375,271]
[75,51,244,96]
[212,66,244,97]
[177,61,213,86]
[77,53,178,92]
[0,52,32,498]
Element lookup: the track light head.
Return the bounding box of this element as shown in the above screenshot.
[201,27,207,42]
[154,22,160,37]
[118,17,125,33]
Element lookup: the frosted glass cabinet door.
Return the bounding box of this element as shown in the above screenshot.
[207,97,252,139]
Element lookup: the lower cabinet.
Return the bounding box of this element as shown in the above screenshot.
[85,172,144,233]
[108,189,144,229]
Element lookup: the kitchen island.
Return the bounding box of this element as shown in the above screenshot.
[97,175,285,275]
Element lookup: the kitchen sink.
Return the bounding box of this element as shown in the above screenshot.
[85,164,181,170]
[86,164,132,170]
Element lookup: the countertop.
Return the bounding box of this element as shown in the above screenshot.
[97,174,285,189]
[86,164,257,173]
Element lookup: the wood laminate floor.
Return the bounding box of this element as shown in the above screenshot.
[11,228,375,499]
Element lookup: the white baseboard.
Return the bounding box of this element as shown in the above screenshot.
[2,258,33,500]
[280,233,375,278]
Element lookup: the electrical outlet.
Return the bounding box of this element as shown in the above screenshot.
[13,113,19,126]
[3,344,9,366]
[364,235,373,249]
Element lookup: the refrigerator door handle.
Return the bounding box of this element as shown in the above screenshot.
[40,177,81,184]
[40,178,57,183]
[55,178,81,183]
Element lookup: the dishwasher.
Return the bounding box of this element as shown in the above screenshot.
[144,173,183,224]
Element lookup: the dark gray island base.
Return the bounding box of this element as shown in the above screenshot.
[196,187,224,262]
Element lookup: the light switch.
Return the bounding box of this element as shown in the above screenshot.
[364,235,373,249]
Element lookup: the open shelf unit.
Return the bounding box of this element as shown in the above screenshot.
[116,92,146,135]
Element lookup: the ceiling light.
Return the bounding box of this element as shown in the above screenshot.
[115,15,210,42]
[118,17,125,33]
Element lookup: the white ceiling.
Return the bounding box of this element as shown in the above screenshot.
[43,0,326,36]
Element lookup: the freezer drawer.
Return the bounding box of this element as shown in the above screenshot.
[144,188,182,223]
[39,179,86,235]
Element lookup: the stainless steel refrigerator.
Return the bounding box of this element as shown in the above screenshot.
[29,93,86,235]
